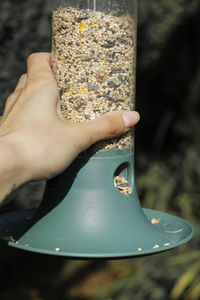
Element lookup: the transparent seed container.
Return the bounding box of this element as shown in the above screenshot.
[51,0,137,155]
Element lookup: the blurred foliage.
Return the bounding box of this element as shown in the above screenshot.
[138,0,200,68]
[0,0,200,299]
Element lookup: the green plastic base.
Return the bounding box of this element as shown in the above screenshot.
[0,208,194,258]
[0,151,194,258]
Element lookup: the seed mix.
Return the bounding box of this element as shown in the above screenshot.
[52,7,136,152]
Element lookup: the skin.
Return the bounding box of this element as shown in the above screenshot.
[0,52,140,205]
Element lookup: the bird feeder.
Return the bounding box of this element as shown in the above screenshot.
[0,0,194,258]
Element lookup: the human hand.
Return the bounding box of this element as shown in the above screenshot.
[0,52,140,183]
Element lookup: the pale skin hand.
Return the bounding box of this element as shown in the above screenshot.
[0,52,140,204]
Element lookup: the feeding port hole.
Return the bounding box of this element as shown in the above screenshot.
[113,162,132,195]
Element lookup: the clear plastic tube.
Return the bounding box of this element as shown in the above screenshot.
[51,0,137,154]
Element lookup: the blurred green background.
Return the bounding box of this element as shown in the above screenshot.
[0,0,200,299]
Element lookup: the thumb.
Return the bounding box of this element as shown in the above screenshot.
[75,110,140,152]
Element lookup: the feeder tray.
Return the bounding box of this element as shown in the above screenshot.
[0,0,194,258]
[0,151,194,258]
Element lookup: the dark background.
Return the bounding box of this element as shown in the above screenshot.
[0,0,200,299]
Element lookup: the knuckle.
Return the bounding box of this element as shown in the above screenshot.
[20,73,27,80]
[27,53,37,64]
[25,75,59,98]
[6,92,17,103]
[106,114,122,136]
[31,72,51,84]
[27,73,51,87]
[27,52,48,65]
[4,93,17,110]
[17,74,27,85]
[6,93,14,102]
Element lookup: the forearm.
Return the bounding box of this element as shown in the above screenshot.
[0,137,28,205]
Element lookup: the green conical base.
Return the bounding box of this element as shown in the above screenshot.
[0,151,194,258]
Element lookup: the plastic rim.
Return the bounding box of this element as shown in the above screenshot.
[0,207,194,258]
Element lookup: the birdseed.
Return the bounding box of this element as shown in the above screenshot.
[150,218,160,225]
[163,243,170,246]
[113,175,132,195]
[52,7,136,152]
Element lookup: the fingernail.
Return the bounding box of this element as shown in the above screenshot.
[122,111,140,128]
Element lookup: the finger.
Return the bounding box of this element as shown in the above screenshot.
[74,110,140,152]
[5,74,28,113]
[3,89,22,116]
[26,52,59,108]
[14,74,28,92]
[27,52,53,80]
